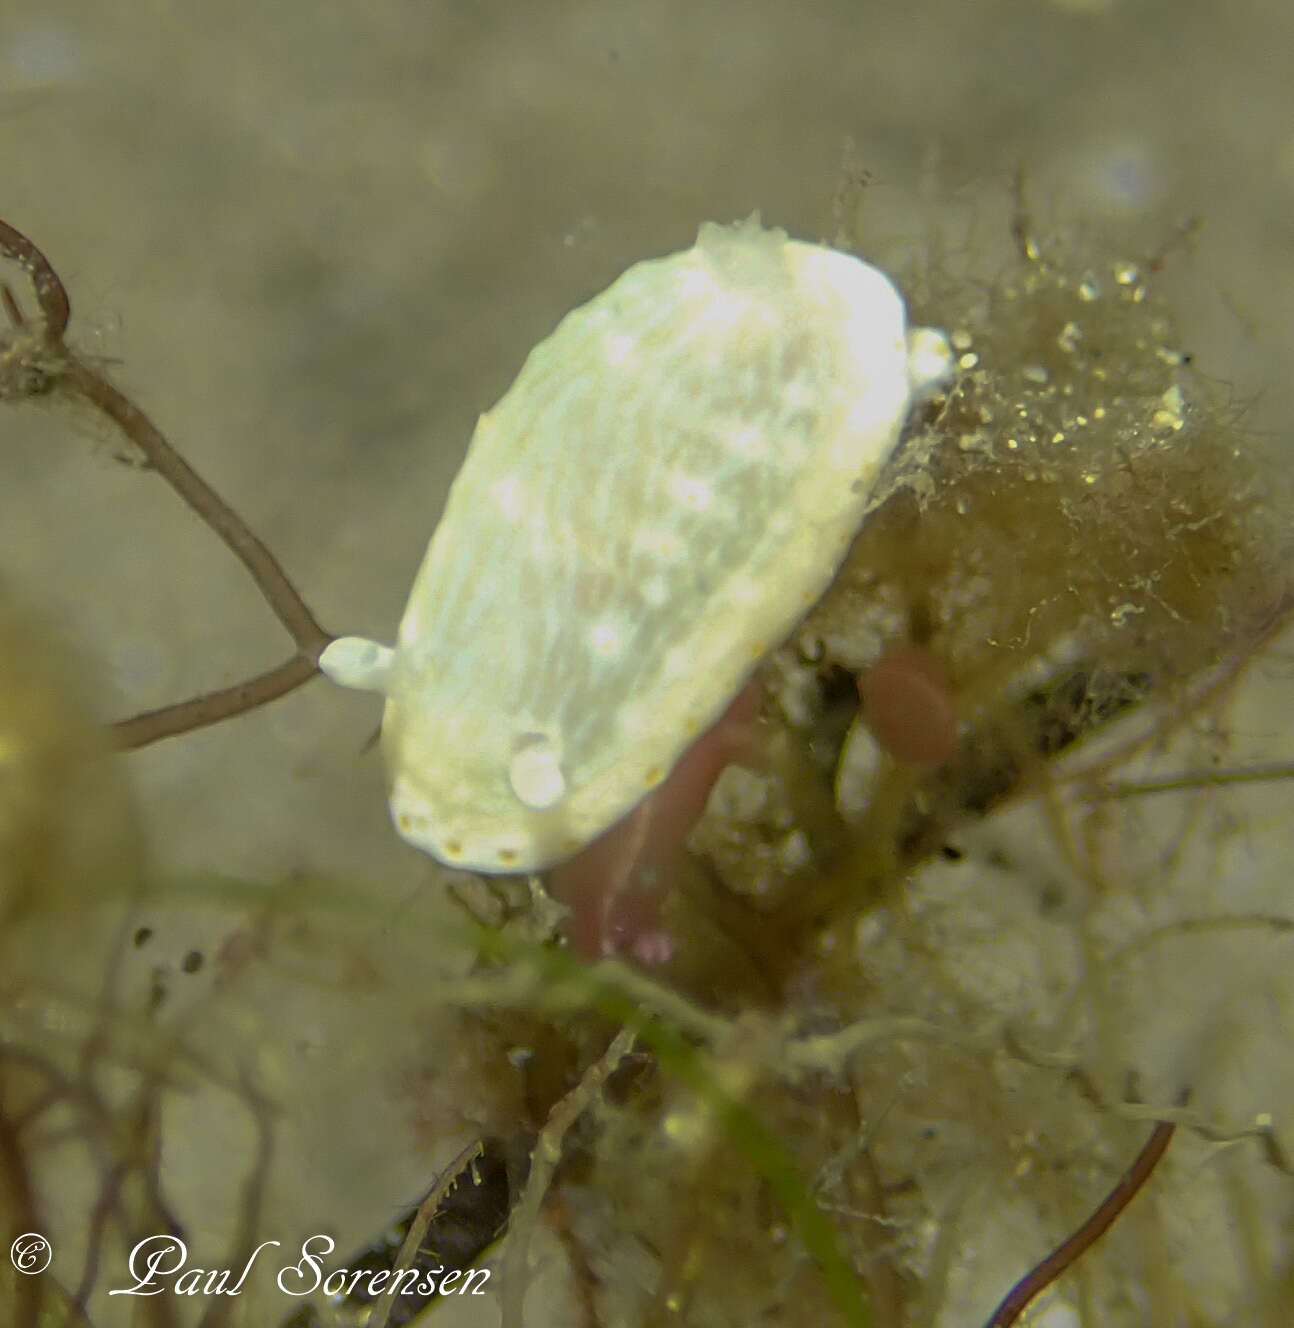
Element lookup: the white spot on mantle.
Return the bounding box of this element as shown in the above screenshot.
[667,472,714,511]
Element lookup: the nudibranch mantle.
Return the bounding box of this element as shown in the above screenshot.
[321,216,953,873]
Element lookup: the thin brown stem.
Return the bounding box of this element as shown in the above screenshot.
[108,654,321,749]
[1087,761,1294,800]
[0,214,336,745]
[2,279,27,328]
[57,356,331,661]
[0,1093,43,1328]
[1009,164,1040,265]
[501,1024,640,1328]
[0,215,70,341]
[69,1155,131,1320]
[983,1118,1175,1328]
[196,1070,275,1328]
[367,1139,489,1328]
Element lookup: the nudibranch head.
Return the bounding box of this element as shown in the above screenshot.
[321,216,953,872]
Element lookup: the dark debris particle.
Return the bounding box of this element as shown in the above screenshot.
[895,667,1155,861]
[326,1136,518,1327]
[1028,669,1153,758]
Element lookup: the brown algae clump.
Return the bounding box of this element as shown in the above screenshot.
[679,229,1285,985]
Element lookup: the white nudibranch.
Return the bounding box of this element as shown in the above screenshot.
[321,216,954,872]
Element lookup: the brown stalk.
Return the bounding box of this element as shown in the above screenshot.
[983,1117,1175,1327]
[0,216,334,746]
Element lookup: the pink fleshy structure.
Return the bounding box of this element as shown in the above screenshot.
[547,680,762,963]
[860,644,959,768]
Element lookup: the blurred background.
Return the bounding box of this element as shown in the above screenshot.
[0,2,1290,1324]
